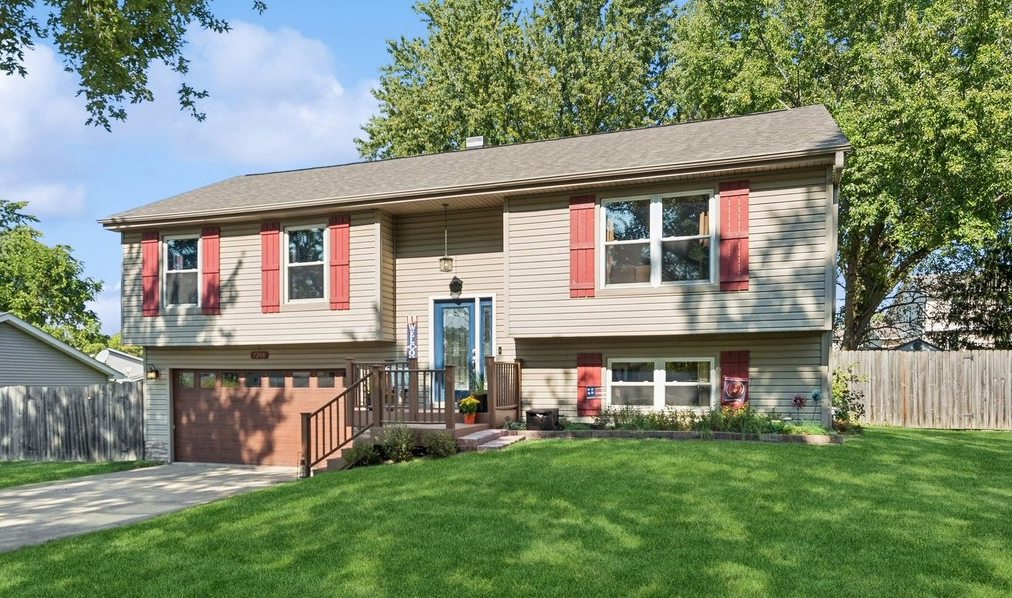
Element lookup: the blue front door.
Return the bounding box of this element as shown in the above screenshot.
[434,300,475,401]
[433,297,493,402]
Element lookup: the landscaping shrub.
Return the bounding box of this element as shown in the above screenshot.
[502,420,526,430]
[381,425,415,463]
[343,440,380,469]
[421,431,458,458]
[593,405,832,435]
[832,365,867,433]
[558,418,590,431]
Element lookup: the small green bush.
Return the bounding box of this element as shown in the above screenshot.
[559,418,590,431]
[343,440,380,468]
[832,365,867,433]
[381,425,415,463]
[503,420,526,430]
[593,405,829,435]
[421,431,458,458]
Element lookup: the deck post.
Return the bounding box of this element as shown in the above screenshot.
[444,365,455,430]
[486,356,497,427]
[515,359,524,423]
[300,412,311,478]
[408,358,419,422]
[371,365,383,430]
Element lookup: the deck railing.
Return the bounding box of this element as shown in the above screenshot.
[486,357,523,426]
[300,374,372,477]
[300,363,456,477]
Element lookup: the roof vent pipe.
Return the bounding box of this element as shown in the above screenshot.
[464,136,485,149]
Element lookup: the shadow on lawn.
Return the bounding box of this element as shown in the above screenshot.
[2,428,1012,597]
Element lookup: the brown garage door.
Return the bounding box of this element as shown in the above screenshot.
[173,369,344,466]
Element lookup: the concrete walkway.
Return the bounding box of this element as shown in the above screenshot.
[0,462,296,553]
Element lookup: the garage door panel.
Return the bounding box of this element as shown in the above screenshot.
[173,370,343,466]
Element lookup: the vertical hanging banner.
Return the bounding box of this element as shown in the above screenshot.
[406,315,418,359]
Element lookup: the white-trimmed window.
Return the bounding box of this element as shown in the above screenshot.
[164,235,200,307]
[607,358,715,409]
[602,191,714,286]
[284,225,327,302]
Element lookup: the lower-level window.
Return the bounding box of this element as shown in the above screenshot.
[607,358,714,409]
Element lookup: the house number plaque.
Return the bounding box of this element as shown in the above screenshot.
[250,350,270,360]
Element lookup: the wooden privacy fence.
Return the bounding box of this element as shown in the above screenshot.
[831,351,1012,429]
[0,382,144,461]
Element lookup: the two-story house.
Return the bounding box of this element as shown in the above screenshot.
[101,105,849,468]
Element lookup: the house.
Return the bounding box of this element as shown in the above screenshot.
[94,348,146,381]
[100,105,849,468]
[0,312,120,386]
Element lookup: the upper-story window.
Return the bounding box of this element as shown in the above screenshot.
[285,225,327,302]
[165,235,199,306]
[603,191,714,287]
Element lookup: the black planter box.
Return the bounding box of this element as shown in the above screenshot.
[526,408,559,431]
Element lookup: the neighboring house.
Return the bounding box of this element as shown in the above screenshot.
[94,348,145,381]
[0,313,119,386]
[892,339,942,352]
[101,105,850,466]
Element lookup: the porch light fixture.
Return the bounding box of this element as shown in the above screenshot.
[145,364,160,380]
[449,276,464,297]
[439,203,454,272]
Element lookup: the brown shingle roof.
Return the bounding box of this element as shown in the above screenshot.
[101,105,849,226]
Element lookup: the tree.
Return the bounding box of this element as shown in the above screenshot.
[0,200,106,352]
[1,1,265,130]
[663,0,1012,348]
[356,0,676,159]
[108,333,144,357]
[919,209,1012,349]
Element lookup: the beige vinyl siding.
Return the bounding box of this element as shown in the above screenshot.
[0,324,110,386]
[143,345,397,461]
[516,332,826,420]
[122,211,386,346]
[506,168,832,337]
[393,208,506,367]
[379,212,396,342]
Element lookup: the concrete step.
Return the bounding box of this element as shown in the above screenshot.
[476,435,525,452]
[458,429,507,451]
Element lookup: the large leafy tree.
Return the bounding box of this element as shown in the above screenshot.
[0,200,106,353]
[356,0,676,159]
[662,0,1012,348]
[1,1,265,129]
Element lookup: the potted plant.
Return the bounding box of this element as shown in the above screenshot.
[469,368,488,412]
[458,396,480,424]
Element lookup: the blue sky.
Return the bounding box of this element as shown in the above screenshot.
[1,1,427,334]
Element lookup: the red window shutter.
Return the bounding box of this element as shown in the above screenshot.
[329,215,350,310]
[200,227,221,315]
[720,350,750,400]
[260,222,281,314]
[141,232,160,317]
[569,195,596,298]
[576,352,603,416]
[719,180,750,291]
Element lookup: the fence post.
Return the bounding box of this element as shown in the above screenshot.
[485,356,496,426]
[515,359,524,423]
[444,365,455,430]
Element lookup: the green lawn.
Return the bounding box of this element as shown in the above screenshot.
[2,428,1011,597]
[0,460,157,490]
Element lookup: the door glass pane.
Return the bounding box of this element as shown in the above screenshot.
[317,371,335,388]
[443,306,471,391]
[482,304,493,361]
[222,372,239,389]
[199,372,217,389]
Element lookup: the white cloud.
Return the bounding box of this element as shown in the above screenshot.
[9,182,87,218]
[129,22,378,168]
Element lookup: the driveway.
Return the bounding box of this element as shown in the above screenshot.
[0,462,296,553]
